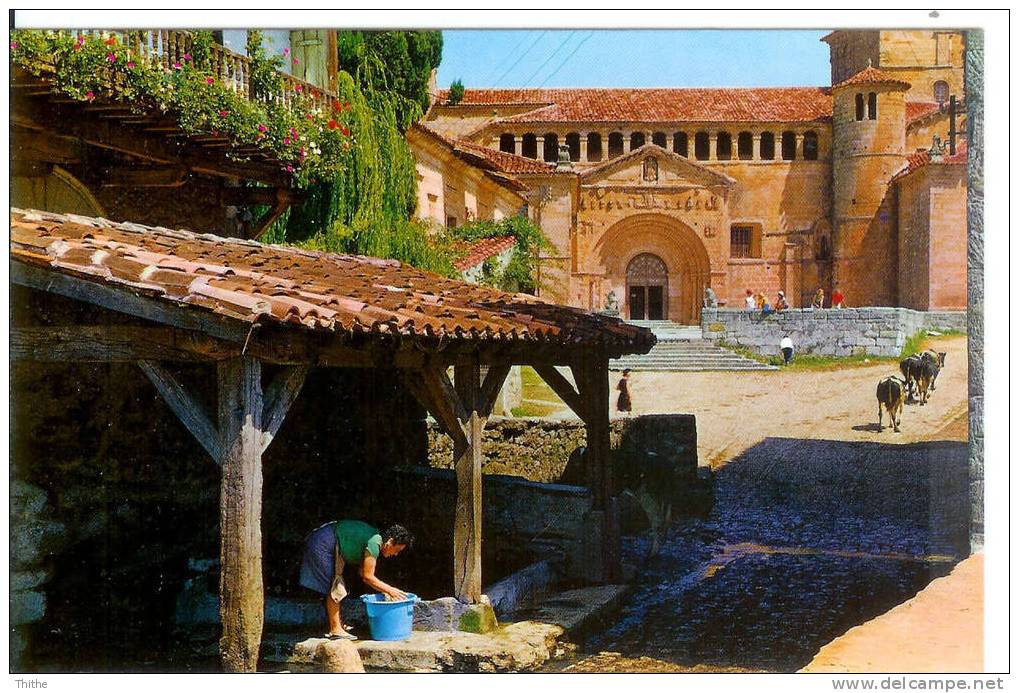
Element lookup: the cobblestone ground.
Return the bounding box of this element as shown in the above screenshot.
[568,336,971,673]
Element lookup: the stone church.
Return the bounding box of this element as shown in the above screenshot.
[411,29,969,323]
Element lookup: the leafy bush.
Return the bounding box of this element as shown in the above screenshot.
[447,79,465,105]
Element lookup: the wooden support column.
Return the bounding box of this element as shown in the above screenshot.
[574,351,620,583]
[217,356,264,673]
[453,354,483,603]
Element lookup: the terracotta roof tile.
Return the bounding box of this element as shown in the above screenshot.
[11,208,654,354]
[906,101,943,124]
[453,236,517,272]
[832,65,911,90]
[435,87,834,124]
[414,123,554,175]
[891,140,968,182]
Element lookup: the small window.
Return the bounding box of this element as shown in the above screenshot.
[867,92,877,120]
[587,132,603,162]
[566,132,581,162]
[446,216,457,229]
[731,225,758,258]
[716,132,732,161]
[521,133,537,159]
[694,131,710,160]
[499,133,515,153]
[781,131,797,160]
[855,93,865,121]
[737,132,753,160]
[933,80,949,105]
[803,131,819,160]
[608,132,624,157]
[760,132,775,160]
[630,132,646,150]
[543,133,558,162]
[652,131,667,148]
[673,132,688,157]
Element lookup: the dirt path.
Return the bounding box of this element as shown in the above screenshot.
[611,335,969,467]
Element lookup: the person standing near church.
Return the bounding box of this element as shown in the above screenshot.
[616,369,633,416]
[831,287,845,309]
[780,335,795,365]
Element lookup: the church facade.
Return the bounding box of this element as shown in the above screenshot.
[411,29,969,323]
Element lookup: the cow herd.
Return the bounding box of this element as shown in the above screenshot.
[875,349,947,433]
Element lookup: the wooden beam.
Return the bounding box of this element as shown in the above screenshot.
[11,326,237,363]
[10,128,84,165]
[260,365,309,454]
[478,365,511,418]
[138,360,222,462]
[100,165,188,188]
[246,195,291,241]
[400,367,468,450]
[453,354,483,603]
[533,364,585,419]
[217,356,265,673]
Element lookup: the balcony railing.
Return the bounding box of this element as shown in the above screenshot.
[72,29,340,112]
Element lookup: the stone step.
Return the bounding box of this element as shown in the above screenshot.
[611,338,777,372]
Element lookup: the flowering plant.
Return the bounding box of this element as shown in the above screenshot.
[10,29,353,184]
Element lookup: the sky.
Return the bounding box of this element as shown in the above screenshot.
[436,30,833,90]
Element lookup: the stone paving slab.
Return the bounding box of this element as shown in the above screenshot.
[276,584,629,672]
[800,553,983,673]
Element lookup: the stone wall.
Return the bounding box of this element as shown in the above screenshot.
[701,307,967,357]
[427,414,698,488]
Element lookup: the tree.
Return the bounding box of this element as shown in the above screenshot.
[447,79,465,106]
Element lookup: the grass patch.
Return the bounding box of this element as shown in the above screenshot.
[511,402,563,417]
[520,366,564,404]
[717,340,897,372]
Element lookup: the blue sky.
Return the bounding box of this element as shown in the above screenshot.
[437,30,833,89]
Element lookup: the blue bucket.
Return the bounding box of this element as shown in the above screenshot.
[360,593,420,641]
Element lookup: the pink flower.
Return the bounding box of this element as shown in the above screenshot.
[107,52,116,62]
[85,90,95,101]
[299,146,306,159]
[292,58,299,66]
[257,124,267,133]
[10,41,17,50]
[172,61,182,70]
[305,113,313,120]
[286,164,294,172]
[282,47,290,56]
[127,60,135,68]
[283,137,290,145]
[218,109,229,117]
[183,53,192,61]
[294,84,302,92]
[73,42,82,51]
[289,127,297,138]
[205,76,215,85]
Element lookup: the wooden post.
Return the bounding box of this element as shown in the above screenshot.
[217,356,265,673]
[453,354,483,603]
[578,352,620,583]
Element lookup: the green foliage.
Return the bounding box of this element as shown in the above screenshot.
[448,79,465,105]
[336,30,442,129]
[189,30,215,70]
[245,30,284,101]
[900,330,928,359]
[448,216,550,293]
[10,29,352,185]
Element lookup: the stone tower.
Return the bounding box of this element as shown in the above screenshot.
[830,64,910,306]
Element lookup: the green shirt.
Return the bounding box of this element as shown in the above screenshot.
[333,520,382,564]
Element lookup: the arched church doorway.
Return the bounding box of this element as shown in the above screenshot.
[626,253,669,320]
[594,213,712,324]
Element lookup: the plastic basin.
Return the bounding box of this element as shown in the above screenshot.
[359,593,420,641]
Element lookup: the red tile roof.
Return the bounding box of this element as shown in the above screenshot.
[906,101,943,124]
[11,209,654,354]
[453,236,517,272]
[413,123,554,175]
[832,65,911,90]
[891,140,968,182]
[435,87,834,124]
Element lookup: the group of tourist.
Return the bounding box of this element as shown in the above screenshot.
[744,289,790,316]
[743,286,847,314]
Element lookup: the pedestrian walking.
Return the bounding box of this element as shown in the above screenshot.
[616,369,633,415]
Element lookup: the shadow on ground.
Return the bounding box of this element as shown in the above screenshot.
[587,436,971,672]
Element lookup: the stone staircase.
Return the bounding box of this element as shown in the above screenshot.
[612,321,777,372]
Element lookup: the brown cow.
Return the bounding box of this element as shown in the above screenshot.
[899,355,922,401]
[876,376,907,432]
[915,359,939,405]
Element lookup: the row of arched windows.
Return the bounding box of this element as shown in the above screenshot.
[498,130,820,162]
